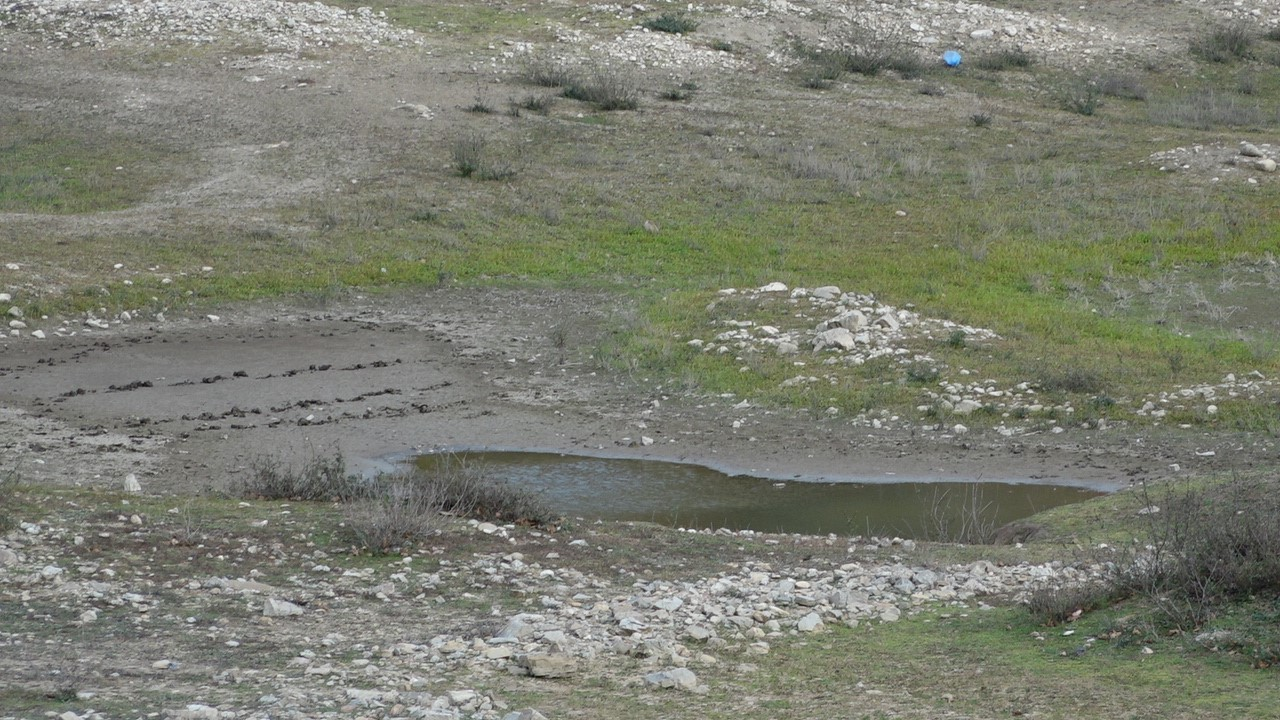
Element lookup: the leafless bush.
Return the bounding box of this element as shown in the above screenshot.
[344,475,448,552]
[234,450,362,501]
[1027,581,1120,626]
[914,484,999,544]
[1112,477,1280,630]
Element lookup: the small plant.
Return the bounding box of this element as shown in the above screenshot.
[1148,90,1269,130]
[562,64,642,111]
[510,94,555,115]
[905,362,940,384]
[1096,74,1148,100]
[710,39,734,53]
[658,81,698,101]
[973,48,1035,71]
[944,329,968,348]
[1027,581,1122,626]
[0,464,19,534]
[1037,368,1105,394]
[234,450,362,501]
[969,111,992,128]
[520,53,575,88]
[642,12,698,35]
[466,98,495,114]
[1190,23,1255,63]
[918,83,946,97]
[1060,77,1102,116]
[451,132,518,181]
[1236,72,1258,96]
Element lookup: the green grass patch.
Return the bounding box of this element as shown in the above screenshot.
[0,122,184,213]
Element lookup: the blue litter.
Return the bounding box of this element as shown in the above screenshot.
[943,50,962,67]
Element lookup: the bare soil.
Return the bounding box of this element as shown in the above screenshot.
[0,287,1265,498]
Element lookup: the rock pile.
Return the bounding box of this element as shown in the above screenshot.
[689,282,998,367]
[0,0,419,52]
[1,506,1108,718]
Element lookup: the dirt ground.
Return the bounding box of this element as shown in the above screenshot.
[0,287,1267,499]
[1,1,1277,499]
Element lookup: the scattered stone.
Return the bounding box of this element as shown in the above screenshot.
[1240,142,1263,157]
[503,710,548,720]
[262,598,305,617]
[0,548,17,566]
[643,667,698,691]
[1256,158,1276,173]
[796,613,824,633]
[515,653,577,678]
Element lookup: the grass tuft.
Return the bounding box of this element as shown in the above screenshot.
[642,12,698,35]
[973,49,1035,71]
[1189,23,1255,63]
[234,450,362,501]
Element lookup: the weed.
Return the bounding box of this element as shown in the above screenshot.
[1189,23,1255,63]
[1037,369,1105,395]
[451,132,518,181]
[1059,77,1102,116]
[1113,476,1280,631]
[510,94,555,115]
[1149,90,1271,129]
[0,464,19,534]
[905,362,940,384]
[1236,72,1259,96]
[917,83,946,97]
[1027,581,1122,626]
[234,450,362,501]
[519,53,575,88]
[642,12,698,35]
[412,455,557,526]
[344,475,448,553]
[973,49,1035,71]
[1266,26,1280,42]
[710,40,734,53]
[1096,74,1148,101]
[466,98,496,114]
[969,111,992,128]
[562,64,642,111]
[944,329,968,349]
[659,82,698,102]
[913,484,998,544]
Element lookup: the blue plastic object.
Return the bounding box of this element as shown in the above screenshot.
[943,50,962,67]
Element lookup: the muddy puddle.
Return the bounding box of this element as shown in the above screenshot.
[415,451,1104,537]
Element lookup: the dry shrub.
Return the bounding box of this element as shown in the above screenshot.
[234,450,361,501]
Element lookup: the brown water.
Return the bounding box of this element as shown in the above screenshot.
[415,451,1104,537]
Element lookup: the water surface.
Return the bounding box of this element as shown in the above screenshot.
[415,451,1103,537]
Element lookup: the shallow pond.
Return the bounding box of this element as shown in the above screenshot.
[415,451,1104,537]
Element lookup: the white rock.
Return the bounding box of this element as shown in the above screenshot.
[758,282,788,293]
[263,598,305,617]
[643,667,698,691]
[796,613,824,632]
[815,328,857,351]
[8,319,25,329]
[953,399,982,416]
[952,423,969,435]
[970,28,994,39]
[123,473,142,493]
[31,330,45,339]
[811,286,841,299]
[1255,158,1276,172]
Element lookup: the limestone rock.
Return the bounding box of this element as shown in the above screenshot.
[503,711,549,720]
[1255,158,1276,172]
[262,598,305,617]
[123,473,142,493]
[796,613,824,632]
[1240,142,1263,158]
[643,667,698,691]
[516,652,577,678]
